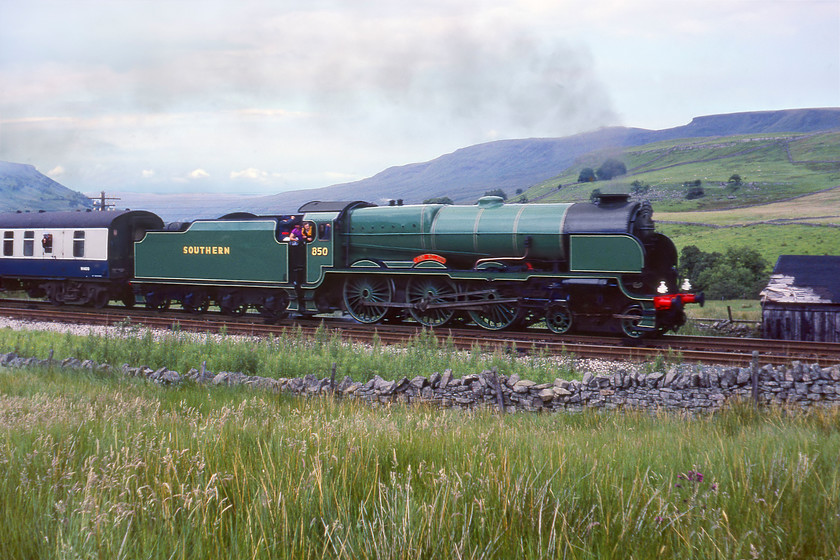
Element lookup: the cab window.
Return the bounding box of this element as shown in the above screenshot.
[318,223,332,241]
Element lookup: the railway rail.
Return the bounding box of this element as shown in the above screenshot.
[2,299,839,368]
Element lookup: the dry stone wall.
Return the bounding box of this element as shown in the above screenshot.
[1,351,838,413]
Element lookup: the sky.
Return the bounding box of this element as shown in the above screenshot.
[0,0,838,196]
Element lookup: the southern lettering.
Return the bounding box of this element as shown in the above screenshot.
[183,246,231,255]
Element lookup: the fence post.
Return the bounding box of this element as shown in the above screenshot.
[751,351,760,409]
[330,362,337,395]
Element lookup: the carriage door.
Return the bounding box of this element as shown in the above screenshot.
[303,216,336,285]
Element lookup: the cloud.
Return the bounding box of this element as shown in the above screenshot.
[141,169,155,178]
[230,168,269,182]
[0,0,836,196]
[47,165,65,178]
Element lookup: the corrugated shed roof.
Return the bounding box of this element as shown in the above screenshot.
[761,255,840,304]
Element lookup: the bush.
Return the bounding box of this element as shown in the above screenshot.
[686,186,705,199]
[578,168,596,182]
[678,245,769,299]
[423,197,454,205]
[595,159,627,180]
[483,189,508,201]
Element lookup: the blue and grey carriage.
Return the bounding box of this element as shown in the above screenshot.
[0,210,163,306]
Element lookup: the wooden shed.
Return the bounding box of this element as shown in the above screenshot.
[761,255,840,342]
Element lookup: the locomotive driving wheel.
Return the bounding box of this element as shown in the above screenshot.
[343,276,394,323]
[545,303,573,334]
[468,289,522,331]
[406,277,457,327]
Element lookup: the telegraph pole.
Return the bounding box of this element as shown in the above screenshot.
[89,191,120,211]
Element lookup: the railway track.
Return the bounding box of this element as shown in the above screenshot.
[2,299,839,368]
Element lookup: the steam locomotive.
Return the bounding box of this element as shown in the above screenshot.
[0,194,702,337]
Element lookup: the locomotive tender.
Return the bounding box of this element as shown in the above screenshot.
[0,194,702,337]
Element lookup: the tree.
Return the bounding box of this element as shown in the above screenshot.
[578,168,596,183]
[423,197,453,205]
[595,159,627,181]
[678,245,769,299]
[685,185,705,199]
[728,174,742,186]
[678,245,721,289]
[631,180,650,195]
[483,189,507,200]
[589,188,602,203]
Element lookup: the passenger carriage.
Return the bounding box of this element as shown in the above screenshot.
[0,210,163,306]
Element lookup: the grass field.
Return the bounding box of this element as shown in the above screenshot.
[516,130,840,266]
[525,131,840,211]
[656,223,840,268]
[1,363,838,559]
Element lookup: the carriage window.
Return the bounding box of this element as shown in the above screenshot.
[23,231,34,256]
[318,223,332,241]
[42,233,53,253]
[3,232,12,256]
[73,231,85,257]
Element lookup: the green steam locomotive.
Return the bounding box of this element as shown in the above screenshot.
[131,194,702,337]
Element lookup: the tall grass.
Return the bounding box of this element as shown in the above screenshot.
[0,323,578,384]
[0,365,838,559]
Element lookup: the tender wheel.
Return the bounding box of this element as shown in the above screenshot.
[260,292,289,320]
[406,277,456,327]
[144,292,171,311]
[620,304,645,338]
[343,276,394,324]
[183,292,211,314]
[468,290,522,331]
[545,303,573,334]
[219,293,248,316]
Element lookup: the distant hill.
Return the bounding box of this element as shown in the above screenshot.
[253,108,840,213]
[0,162,92,212]
[2,108,837,219]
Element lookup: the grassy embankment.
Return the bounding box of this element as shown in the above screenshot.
[0,322,579,385]
[1,361,838,559]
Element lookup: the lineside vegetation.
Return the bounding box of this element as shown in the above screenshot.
[0,326,838,558]
[0,363,838,559]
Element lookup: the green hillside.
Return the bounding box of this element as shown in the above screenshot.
[0,161,92,212]
[518,130,840,266]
